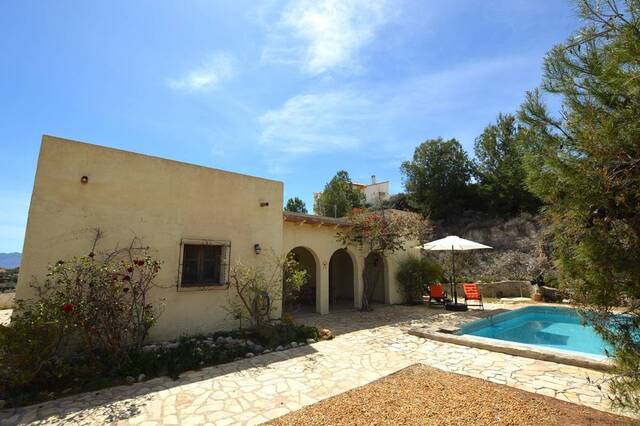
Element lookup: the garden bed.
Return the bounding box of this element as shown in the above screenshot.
[1,323,320,409]
[268,364,631,425]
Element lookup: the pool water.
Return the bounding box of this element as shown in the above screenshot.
[457,306,613,357]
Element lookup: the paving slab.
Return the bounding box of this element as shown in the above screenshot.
[0,304,630,425]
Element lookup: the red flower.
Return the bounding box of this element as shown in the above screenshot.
[127,267,134,273]
[123,275,131,282]
[63,303,73,313]
[88,252,95,258]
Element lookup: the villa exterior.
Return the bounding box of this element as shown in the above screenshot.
[15,136,413,340]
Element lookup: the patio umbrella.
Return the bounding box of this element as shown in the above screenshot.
[417,236,492,308]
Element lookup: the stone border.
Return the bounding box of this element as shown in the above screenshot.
[408,327,613,372]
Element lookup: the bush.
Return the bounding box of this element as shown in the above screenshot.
[25,240,163,364]
[397,255,443,303]
[255,324,319,348]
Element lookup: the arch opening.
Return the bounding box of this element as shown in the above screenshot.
[285,247,318,314]
[329,248,355,311]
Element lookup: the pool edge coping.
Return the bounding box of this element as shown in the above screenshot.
[408,327,613,372]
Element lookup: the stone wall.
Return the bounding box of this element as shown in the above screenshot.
[451,281,533,299]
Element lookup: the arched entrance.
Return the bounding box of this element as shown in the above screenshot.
[365,252,386,305]
[286,247,318,313]
[329,249,355,310]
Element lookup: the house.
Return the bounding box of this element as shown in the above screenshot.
[15,136,414,341]
[355,175,390,206]
[313,175,391,214]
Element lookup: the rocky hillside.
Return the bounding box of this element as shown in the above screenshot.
[429,213,553,284]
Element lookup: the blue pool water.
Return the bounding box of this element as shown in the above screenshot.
[457,306,613,357]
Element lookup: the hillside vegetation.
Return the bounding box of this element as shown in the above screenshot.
[429,213,552,284]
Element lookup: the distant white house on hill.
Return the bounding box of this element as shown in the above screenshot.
[313,175,391,213]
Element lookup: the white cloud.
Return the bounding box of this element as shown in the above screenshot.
[262,0,390,74]
[259,91,374,155]
[257,54,539,174]
[168,52,235,92]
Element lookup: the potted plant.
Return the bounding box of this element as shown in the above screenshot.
[530,273,544,302]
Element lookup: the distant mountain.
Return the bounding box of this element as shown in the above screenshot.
[0,253,21,269]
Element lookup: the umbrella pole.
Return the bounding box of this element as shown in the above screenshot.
[451,247,458,304]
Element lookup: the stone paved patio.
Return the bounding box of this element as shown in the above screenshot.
[0,304,630,425]
[0,309,11,326]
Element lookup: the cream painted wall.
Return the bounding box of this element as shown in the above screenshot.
[16,136,283,341]
[282,221,414,312]
[16,135,415,342]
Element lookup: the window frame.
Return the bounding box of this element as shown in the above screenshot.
[177,238,231,291]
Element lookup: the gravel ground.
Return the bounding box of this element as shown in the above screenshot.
[269,364,634,426]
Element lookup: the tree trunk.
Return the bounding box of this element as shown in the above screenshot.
[361,266,371,312]
[361,255,380,312]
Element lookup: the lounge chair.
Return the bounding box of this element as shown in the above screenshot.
[463,283,484,310]
[427,283,448,307]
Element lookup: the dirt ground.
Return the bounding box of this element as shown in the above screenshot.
[269,364,635,426]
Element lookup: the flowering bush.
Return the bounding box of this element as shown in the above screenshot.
[7,238,164,369]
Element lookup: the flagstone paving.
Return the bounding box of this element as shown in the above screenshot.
[0,304,630,425]
[0,309,11,326]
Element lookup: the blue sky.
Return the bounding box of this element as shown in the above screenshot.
[0,0,579,253]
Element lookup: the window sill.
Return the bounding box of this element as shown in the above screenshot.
[177,284,229,292]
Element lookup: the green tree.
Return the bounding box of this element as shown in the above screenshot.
[285,197,308,214]
[314,170,365,217]
[382,193,418,212]
[474,113,540,216]
[518,0,640,411]
[401,138,476,220]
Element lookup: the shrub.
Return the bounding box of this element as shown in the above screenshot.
[255,324,319,348]
[397,255,443,303]
[227,254,307,327]
[0,317,61,394]
[26,240,163,363]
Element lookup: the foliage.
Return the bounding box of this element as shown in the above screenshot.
[337,209,431,311]
[396,255,443,303]
[282,254,309,314]
[381,193,418,212]
[518,0,640,411]
[0,323,319,408]
[285,197,308,214]
[314,170,365,217]
[0,267,19,292]
[27,241,163,362]
[0,316,61,393]
[0,237,164,403]
[474,113,540,216]
[255,324,319,348]
[401,138,477,220]
[227,254,307,327]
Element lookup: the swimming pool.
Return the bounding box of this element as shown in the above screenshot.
[457,306,612,358]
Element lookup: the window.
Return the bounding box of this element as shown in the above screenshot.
[179,240,230,289]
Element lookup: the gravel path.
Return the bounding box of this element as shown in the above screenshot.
[268,364,633,426]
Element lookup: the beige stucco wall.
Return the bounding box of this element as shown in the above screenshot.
[282,221,415,313]
[16,136,283,341]
[15,135,417,342]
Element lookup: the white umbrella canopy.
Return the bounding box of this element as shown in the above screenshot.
[418,236,492,308]
[418,235,492,251]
